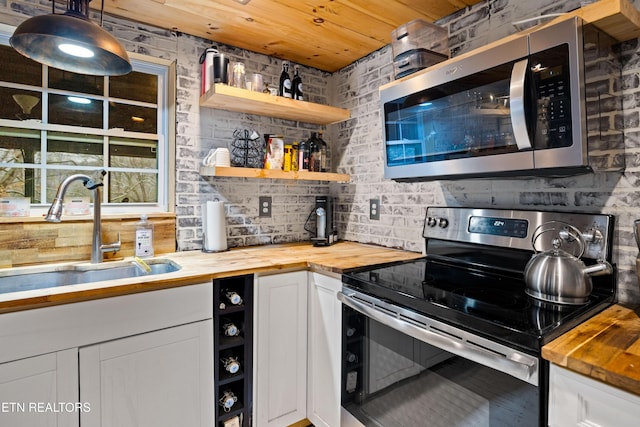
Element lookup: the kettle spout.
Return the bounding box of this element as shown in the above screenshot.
[583,260,613,277]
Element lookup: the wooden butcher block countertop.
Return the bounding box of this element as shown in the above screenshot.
[542,304,640,396]
[0,241,423,314]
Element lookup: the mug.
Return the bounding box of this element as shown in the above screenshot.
[203,148,231,167]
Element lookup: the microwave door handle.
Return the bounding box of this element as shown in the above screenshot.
[510,59,532,150]
[337,291,537,385]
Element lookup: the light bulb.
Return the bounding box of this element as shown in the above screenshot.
[58,43,94,58]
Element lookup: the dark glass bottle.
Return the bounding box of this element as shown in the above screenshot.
[309,132,321,172]
[278,61,292,98]
[317,131,328,172]
[298,138,309,171]
[292,65,303,100]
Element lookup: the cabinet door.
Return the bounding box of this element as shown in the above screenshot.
[254,271,308,427]
[0,349,78,427]
[79,320,213,427]
[549,364,640,427]
[307,272,342,427]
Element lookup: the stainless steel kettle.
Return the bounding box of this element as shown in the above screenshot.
[524,222,612,305]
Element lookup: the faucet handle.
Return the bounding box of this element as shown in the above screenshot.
[101,231,121,254]
[84,170,107,190]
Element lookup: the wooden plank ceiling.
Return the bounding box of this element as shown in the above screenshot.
[104,0,482,72]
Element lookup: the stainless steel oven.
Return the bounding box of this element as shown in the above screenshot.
[379,17,623,181]
[340,207,615,427]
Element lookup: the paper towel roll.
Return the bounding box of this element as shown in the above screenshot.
[202,201,228,252]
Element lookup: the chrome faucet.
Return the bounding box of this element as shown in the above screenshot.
[45,171,121,263]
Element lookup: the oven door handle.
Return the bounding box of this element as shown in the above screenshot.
[337,291,538,385]
[510,58,532,151]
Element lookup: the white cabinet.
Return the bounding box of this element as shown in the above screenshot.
[549,364,640,427]
[307,272,342,427]
[0,349,79,427]
[80,320,213,427]
[254,271,308,427]
[0,283,213,427]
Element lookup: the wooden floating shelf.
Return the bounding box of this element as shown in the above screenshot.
[200,166,350,182]
[199,84,350,125]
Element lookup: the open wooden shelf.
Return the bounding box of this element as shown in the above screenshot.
[200,166,350,182]
[199,83,350,125]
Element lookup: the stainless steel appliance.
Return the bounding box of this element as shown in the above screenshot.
[340,207,615,427]
[311,196,337,246]
[379,17,623,181]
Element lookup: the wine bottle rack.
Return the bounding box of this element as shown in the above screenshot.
[214,275,253,427]
[341,306,364,406]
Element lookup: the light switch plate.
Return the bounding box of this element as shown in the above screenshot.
[259,196,272,217]
[370,198,380,220]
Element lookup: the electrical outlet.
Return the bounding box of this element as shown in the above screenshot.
[259,196,272,217]
[369,198,380,220]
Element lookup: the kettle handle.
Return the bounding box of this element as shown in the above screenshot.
[531,221,585,258]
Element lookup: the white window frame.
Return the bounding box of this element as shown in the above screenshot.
[0,23,175,217]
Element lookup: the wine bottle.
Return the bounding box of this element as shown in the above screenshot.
[219,390,238,412]
[298,138,309,171]
[317,131,328,172]
[221,319,240,337]
[292,65,303,100]
[221,356,241,374]
[279,61,292,98]
[222,289,243,305]
[309,132,321,172]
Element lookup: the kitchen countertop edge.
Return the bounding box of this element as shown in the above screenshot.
[0,241,423,314]
[542,304,640,396]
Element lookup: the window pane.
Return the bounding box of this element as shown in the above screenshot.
[0,167,37,202]
[110,71,157,103]
[0,45,42,86]
[49,94,103,128]
[0,128,41,164]
[49,69,104,95]
[46,169,101,203]
[0,88,42,121]
[109,137,158,169]
[109,172,158,203]
[47,132,104,167]
[109,102,157,133]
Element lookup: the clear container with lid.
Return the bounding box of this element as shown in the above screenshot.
[391,19,448,61]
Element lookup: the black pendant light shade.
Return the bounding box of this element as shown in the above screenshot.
[10,0,132,76]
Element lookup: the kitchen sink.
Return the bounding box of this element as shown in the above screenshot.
[0,259,181,295]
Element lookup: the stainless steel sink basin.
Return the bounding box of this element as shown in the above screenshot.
[0,259,181,295]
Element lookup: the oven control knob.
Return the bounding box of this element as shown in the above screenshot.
[438,218,449,228]
[427,216,437,227]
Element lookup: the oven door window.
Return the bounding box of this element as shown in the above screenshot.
[342,307,539,427]
[383,60,533,167]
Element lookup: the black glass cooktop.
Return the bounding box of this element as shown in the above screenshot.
[342,257,615,353]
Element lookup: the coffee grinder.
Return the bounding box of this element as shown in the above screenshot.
[311,196,337,246]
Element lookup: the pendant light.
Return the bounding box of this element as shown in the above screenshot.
[10,0,131,76]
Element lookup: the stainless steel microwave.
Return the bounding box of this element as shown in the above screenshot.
[380,17,624,181]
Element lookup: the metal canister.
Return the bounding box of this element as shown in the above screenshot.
[283,144,293,171]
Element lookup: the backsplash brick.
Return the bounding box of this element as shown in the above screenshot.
[2,0,640,303]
